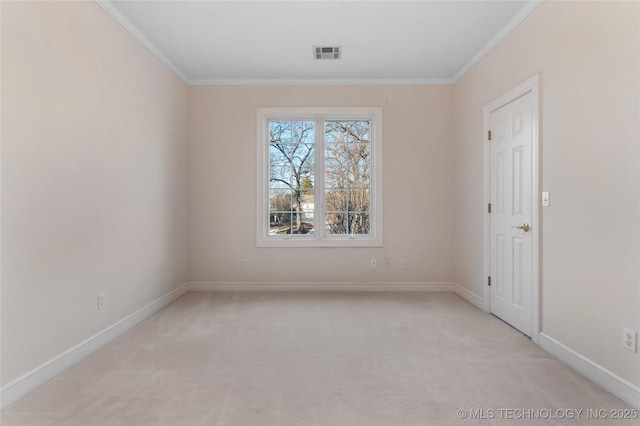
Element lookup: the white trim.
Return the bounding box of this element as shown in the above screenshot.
[483,74,540,343]
[187,282,454,292]
[0,1,4,412]
[189,78,453,86]
[94,0,189,83]
[4,283,637,412]
[95,0,542,87]
[0,283,189,410]
[530,79,541,346]
[482,105,492,314]
[539,333,640,409]
[452,283,485,310]
[638,0,640,392]
[451,1,543,83]
[256,107,383,248]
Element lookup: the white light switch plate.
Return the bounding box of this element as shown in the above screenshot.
[542,192,550,207]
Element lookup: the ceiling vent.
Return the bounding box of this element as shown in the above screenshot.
[314,46,341,60]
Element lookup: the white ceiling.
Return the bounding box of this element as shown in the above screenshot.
[97,1,541,85]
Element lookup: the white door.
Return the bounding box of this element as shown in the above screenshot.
[489,92,534,336]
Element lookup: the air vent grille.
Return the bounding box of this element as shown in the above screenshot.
[314,46,341,60]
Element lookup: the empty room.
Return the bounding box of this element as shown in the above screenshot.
[1,0,639,425]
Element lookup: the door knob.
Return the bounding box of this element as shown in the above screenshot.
[512,223,530,232]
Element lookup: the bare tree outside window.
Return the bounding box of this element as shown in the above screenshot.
[259,108,381,247]
[269,120,315,234]
[324,120,371,235]
[268,119,372,236]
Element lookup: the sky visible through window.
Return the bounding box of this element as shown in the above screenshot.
[268,119,371,236]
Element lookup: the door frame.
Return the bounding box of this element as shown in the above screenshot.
[482,74,541,344]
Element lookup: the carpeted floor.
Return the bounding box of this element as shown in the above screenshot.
[0,291,631,425]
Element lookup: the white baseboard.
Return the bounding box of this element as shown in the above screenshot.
[452,282,486,310]
[539,332,640,409]
[187,281,455,292]
[5,283,637,414]
[0,283,189,410]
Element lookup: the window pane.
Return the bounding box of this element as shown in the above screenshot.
[290,212,314,234]
[270,120,315,144]
[292,145,314,169]
[270,143,314,168]
[325,120,370,143]
[326,212,369,235]
[270,120,292,143]
[291,120,315,143]
[270,189,292,211]
[289,189,314,235]
[325,123,371,189]
[348,213,370,235]
[269,175,292,189]
[325,143,349,189]
[325,211,348,235]
[348,144,370,178]
[349,166,370,188]
[325,189,347,212]
[269,212,292,235]
[269,120,315,238]
[269,146,290,168]
[348,189,370,212]
[324,119,372,235]
[294,189,314,213]
[299,167,314,190]
[292,212,315,235]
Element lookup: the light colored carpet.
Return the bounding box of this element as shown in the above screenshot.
[0,291,630,425]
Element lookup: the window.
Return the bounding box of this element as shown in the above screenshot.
[257,107,383,247]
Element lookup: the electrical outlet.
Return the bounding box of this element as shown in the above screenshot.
[623,328,637,352]
[97,293,105,311]
[400,259,407,269]
[384,257,391,268]
[370,258,377,268]
[241,259,248,269]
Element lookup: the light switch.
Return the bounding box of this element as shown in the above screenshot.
[542,192,550,207]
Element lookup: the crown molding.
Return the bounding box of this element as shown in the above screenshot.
[188,78,453,86]
[95,0,189,83]
[451,0,544,83]
[96,0,542,87]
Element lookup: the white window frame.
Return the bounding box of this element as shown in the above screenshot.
[256,107,383,248]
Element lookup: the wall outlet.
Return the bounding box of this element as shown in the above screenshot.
[384,257,391,268]
[97,293,105,311]
[400,259,407,269]
[370,258,377,268]
[623,328,637,352]
[241,258,248,269]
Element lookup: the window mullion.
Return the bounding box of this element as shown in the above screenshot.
[346,140,351,237]
[315,115,325,241]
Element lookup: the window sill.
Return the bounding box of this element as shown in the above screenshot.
[257,237,383,248]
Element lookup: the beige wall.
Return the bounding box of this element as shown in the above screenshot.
[2,0,638,404]
[188,85,453,284]
[1,2,189,385]
[452,1,640,386]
